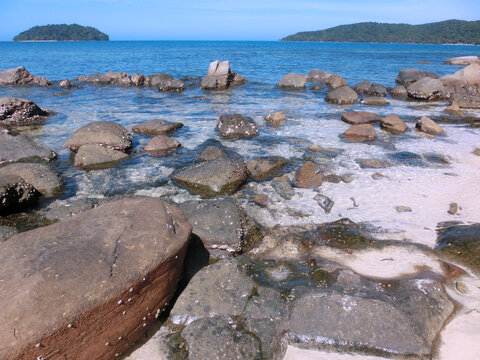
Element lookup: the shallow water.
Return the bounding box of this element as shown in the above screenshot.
[1,41,480,359]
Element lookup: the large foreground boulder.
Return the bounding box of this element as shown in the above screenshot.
[0,174,38,215]
[173,159,247,198]
[0,198,191,360]
[65,121,132,152]
[395,68,439,86]
[0,66,52,87]
[0,133,56,165]
[201,60,246,90]
[217,114,258,138]
[277,73,306,89]
[325,86,358,104]
[407,77,446,100]
[0,97,49,126]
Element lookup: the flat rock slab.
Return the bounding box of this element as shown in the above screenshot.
[65,121,132,152]
[0,133,56,165]
[217,114,258,139]
[0,97,49,126]
[341,111,381,125]
[132,119,183,135]
[172,159,247,198]
[444,56,479,65]
[74,144,129,168]
[0,162,63,197]
[0,198,191,360]
[407,77,446,100]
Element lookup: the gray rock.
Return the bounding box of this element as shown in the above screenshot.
[217,114,258,139]
[105,71,134,86]
[132,119,183,135]
[396,206,412,212]
[444,56,479,65]
[199,146,226,162]
[353,80,371,94]
[59,79,75,88]
[74,144,129,168]
[201,60,246,90]
[0,174,38,215]
[43,198,96,222]
[178,197,256,253]
[407,77,446,100]
[0,133,56,165]
[368,83,388,97]
[264,112,287,127]
[247,156,288,181]
[0,97,49,126]
[343,124,377,141]
[341,111,381,125]
[271,176,294,199]
[144,135,181,155]
[131,73,145,86]
[452,89,480,109]
[380,115,408,133]
[360,96,390,105]
[0,162,63,197]
[144,73,173,87]
[327,73,347,89]
[0,226,17,243]
[391,85,408,97]
[230,73,248,87]
[306,70,331,83]
[277,73,306,88]
[65,121,132,152]
[314,194,334,213]
[173,159,247,198]
[395,68,440,86]
[76,73,112,85]
[0,66,52,87]
[182,317,261,360]
[415,116,445,135]
[325,86,358,105]
[158,78,185,92]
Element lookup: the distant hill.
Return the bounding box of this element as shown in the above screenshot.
[13,24,109,41]
[281,20,480,44]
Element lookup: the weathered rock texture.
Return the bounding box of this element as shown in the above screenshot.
[380,115,408,133]
[0,97,49,126]
[0,174,38,215]
[74,144,129,168]
[144,135,181,156]
[0,66,52,87]
[343,124,377,141]
[0,133,56,165]
[326,86,358,104]
[0,198,191,360]
[395,69,439,86]
[217,114,258,139]
[201,60,246,90]
[132,119,183,135]
[416,116,445,135]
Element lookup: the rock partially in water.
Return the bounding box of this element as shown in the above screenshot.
[293,161,324,188]
[444,102,465,116]
[0,174,39,215]
[395,68,439,86]
[327,74,347,89]
[435,223,480,274]
[444,56,479,65]
[132,119,183,135]
[0,225,17,243]
[407,77,446,100]
[396,205,413,213]
[0,198,191,360]
[360,96,390,105]
[217,114,258,139]
[391,85,408,97]
[306,70,331,83]
[451,88,480,109]
[380,115,408,133]
[199,146,226,162]
[353,80,370,94]
[354,81,387,97]
[264,112,287,127]
[144,135,181,156]
[325,86,358,105]
[0,133,56,165]
[0,66,52,87]
[271,176,295,199]
[131,73,145,86]
[343,124,377,141]
[0,97,49,127]
[65,121,133,152]
[341,111,381,125]
[355,158,391,169]
[314,194,334,214]
[201,60,246,90]
[247,156,288,181]
[43,198,96,222]
[448,202,459,215]
[105,71,135,86]
[178,196,259,253]
[173,159,247,198]
[415,116,445,136]
[144,73,173,87]
[74,144,129,168]
[59,79,75,88]
[0,162,63,197]
[277,73,306,89]
[388,151,425,167]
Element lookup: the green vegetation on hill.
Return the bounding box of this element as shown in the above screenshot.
[281,20,480,44]
[13,24,109,41]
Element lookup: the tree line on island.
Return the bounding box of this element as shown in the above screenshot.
[282,20,480,45]
[13,24,109,41]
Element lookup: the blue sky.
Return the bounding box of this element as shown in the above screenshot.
[2,0,480,41]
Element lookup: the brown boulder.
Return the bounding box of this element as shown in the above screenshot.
[0,66,52,87]
[327,74,347,89]
[65,121,132,152]
[144,135,181,155]
[343,124,377,141]
[264,112,287,127]
[294,161,324,188]
[415,117,445,136]
[132,119,183,135]
[380,115,408,133]
[341,111,381,125]
[360,96,390,106]
[0,198,191,360]
[247,156,288,181]
[74,144,129,168]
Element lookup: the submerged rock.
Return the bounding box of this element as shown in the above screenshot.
[395,68,439,86]
[277,73,306,88]
[264,112,287,127]
[0,198,191,360]
[144,135,181,156]
[0,162,63,197]
[132,119,183,135]
[0,174,38,215]
[355,158,391,169]
[247,156,288,181]
[341,111,381,125]
[0,66,52,87]
[380,115,408,133]
[407,77,446,100]
[326,86,358,104]
[217,114,258,139]
[74,144,129,168]
[343,124,377,141]
[0,133,56,165]
[173,159,247,198]
[65,121,133,152]
[271,176,295,199]
[0,97,49,127]
[415,116,445,135]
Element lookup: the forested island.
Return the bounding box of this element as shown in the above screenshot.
[282,20,480,44]
[13,24,109,41]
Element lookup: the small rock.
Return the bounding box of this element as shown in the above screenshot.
[360,96,390,105]
[322,174,342,183]
[396,206,412,213]
[311,85,323,91]
[340,173,355,183]
[252,194,268,207]
[65,121,132,152]
[372,172,386,180]
[144,135,180,156]
[247,156,288,181]
[144,73,173,87]
[326,86,358,105]
[444,56,479,65]
[132,119,183,135]
[131,73,145,86]
[294,162,324,188]
[277,73,306,88]
[264,112,287,127]
[343,124,377,141]
[444,103,464,116]
[327,73,347,89]
[473,148,480,156]
[448,203,459,215]
[199,146,226,162]
[355,158,391,169]
[380,115,408,133]
[341,111,381,125]
[314,194,334,213]
[217,114,258,139]
[353,80,371,94]
[415,116,445,136]
[271,176,294,199]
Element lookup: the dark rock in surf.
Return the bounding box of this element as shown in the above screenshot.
[0,174,39,215]
[217,114,258,139]
[0,97,49,126]
[395,68,440,86]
